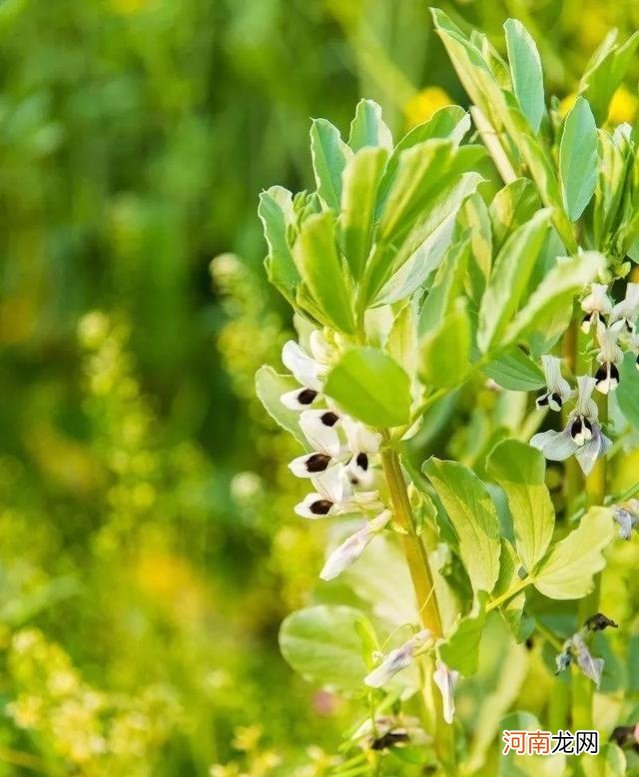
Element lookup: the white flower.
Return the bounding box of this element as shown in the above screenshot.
[279,333,331,410]
[364,628,432,688]
[594,325,623,394]
[295,466,381,519]
[288,410,344,478]
[342,417,382,488]
[613,499,639,540]
[433,661,459,725]
[535,355,573,412]
[555,633,604,687]
[611,283,639,335]
[319,511,391,580]
[530,376,611,475]
[581,283,612,334]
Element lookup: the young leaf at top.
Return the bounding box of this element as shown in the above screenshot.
[560,97,598,222]
[324,347,412,428]
[293,211,355,334]
[532,507,615,600]
[348,99,393,151]
[423,458,501,594]
[340,146,388,280]
[310,118,352,211]
[504,19,545,133]
[258,186,300,303]
[487,440,554,573]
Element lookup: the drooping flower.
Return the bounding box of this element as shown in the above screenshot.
[580,283,612,334]
[613,500,639,540]
[530,376,611,475]
[433,661,459,725]
[342,417,382,488]
[288,409,344,478]
[352,715,430,751]
[279,333,330,410]
[535,355,572,412]
[594,325,623,394]
[364,628,433,688]
[320,511,391,580]
[611,283,639,336]
[555,633,604,687]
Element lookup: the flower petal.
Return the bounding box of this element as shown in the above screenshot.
[300,410,342,457]
[530,429,576,462]
[433,662,459,725]
[364,629,432,688]
[280,387,319,411]
[282,341,321,390]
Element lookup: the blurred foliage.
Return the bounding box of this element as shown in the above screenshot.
[1,0,639,774]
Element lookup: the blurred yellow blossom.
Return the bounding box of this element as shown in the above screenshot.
[405,86,452,128]
[608,84,639,124]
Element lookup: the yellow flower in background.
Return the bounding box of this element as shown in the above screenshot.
[109,0,148,15]
[405,86,452,128]
[559,92,577,118]
[608,84,639,124]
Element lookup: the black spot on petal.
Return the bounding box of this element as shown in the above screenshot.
[310,499,333,515]
[305,453,331,473]
[550,392,563,409]
[356,452,369,471]
[320,411,339,427]
[536,393,549,406]
[298,388,318,406]
[583,417,593,434]
[570,418,583,440]
[595,365,608,385]
[611,363,620,382]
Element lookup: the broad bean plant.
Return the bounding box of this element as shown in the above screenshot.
[256,11,639,777]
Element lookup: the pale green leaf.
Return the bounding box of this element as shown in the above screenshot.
[499,712,566,777]
[293,212,355,334]
[324,347,411,428]
[504,19,545,132]
[279,605,369,694]
[255,366,307,448]
[423,458,501,594]
[258,186,299,302]
[560,97,598,221]
[310,118,352,210]
[419,299,471,389]
[487,440,554,572]
[440,596,487,676]
[532,507,615,599]
[340,146,388,280]
[482,348,545,391]
[348,99,393,151]
[489,178,540,254]
[615,351,639,428]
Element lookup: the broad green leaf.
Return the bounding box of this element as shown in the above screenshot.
[310,119,352,210]
[293,212,355,334]
[615,351,639,428]
[376,105,470,207]
[579,30,639,124]
[478,209,551,353]
[419,299,471,389]
[386,299,418,382]
[440,596,486,676]
[324,347,411,428]
[560,97,598,221]
[348,99,393,151]
[418,236,470,337]
[255,366,307,448]
[492,540,533,641]
[340,146,388,280]
[462,192,492,301]
[258,186,299,302]
[373,207,460,307]
[487,440,554,573]
[489,178,540,254]
[499,712,566,777]
[505,251,604,345]
[482,348,545,391]
[279,605,370,694]
[423,458,501,594]
[532,507,615,599]
[504,19,545,132]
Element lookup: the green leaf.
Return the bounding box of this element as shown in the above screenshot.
[418,236,471,336]
[258,186,300,303]
[489,178,540,254]
[423,458,501,594]
[560,97,598,221]
[581,744,626,777]
[477,209,551,353]
[293,212,355,334]
[324,347,411,428]
[481,347,545,391]
[255,366,307,448]
[310,118,352,210]
[615,351,639,428]
[419,299,471,389]
[504,19,545,132]
[532,507,615,599]
[348,99,393,151]
[487,440,554,573]
[579,30,639,124]
[279,605,370,694]
[505,251,604,345]
[340,147,388,280]
[440,596,487,676]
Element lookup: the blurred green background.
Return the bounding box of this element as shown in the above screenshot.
[1,1,639,774]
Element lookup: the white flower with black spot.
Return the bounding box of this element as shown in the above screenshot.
[364,628,433,688]
[594,324,623,394]
[536,355,573,412]
[580,283,612,334]
[611,282,639,336]
[279,333,331,410]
